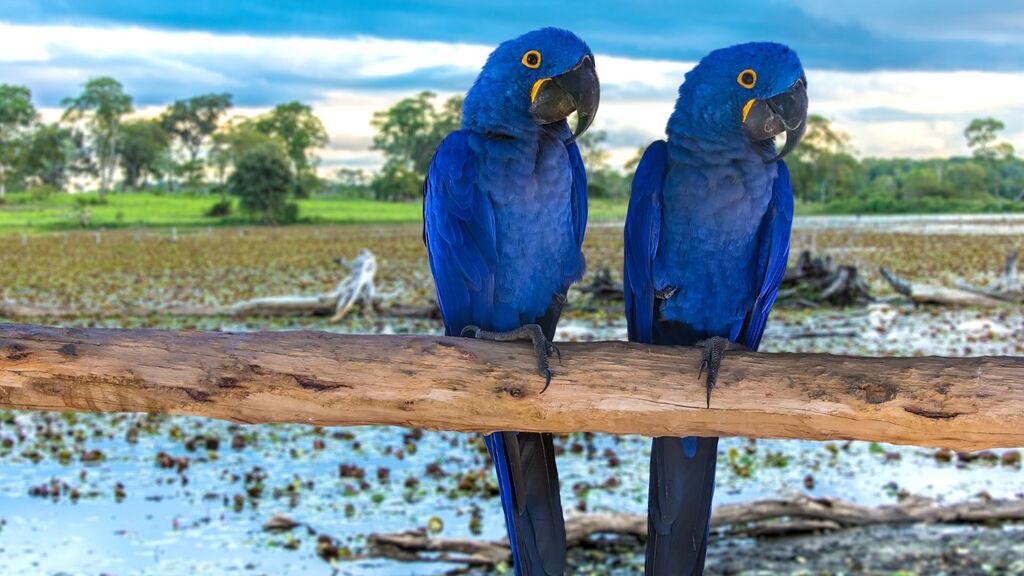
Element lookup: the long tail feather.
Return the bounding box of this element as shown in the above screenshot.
[646,436,719,576]
[486,431,566,575]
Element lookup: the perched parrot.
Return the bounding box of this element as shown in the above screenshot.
[624,42,807,575]
[422,28,599,576]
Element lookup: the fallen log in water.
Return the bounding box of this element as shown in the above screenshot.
[365,494,1024,568]
[880,250,1022,307]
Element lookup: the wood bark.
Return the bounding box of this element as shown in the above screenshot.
[1,324,1022,450]
[365,495,1024,567]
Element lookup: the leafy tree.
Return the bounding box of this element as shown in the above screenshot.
[371,91,463,176]
[117,119,170,190]
[965,117,1014,162]
[964,117,1016,198]
[22,123,89,190]
[62,77,133,197]
[0,84,37,199]
[254,102,328,175]
[788,114,862,203]
[161,93,233,162]
[228,143,297,224]
[209,119,280,185]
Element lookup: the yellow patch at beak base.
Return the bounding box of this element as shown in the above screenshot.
[530,78,551,103]
[742,98,756,123]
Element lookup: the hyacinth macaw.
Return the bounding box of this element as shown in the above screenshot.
[624,42,807,575]
[422,27,599,576]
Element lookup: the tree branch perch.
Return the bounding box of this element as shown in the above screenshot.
[0,323,1021,450]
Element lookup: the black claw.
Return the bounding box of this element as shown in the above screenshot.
[461,323,558,394]
[697,337,730,409]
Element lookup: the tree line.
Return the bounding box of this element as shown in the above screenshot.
[3,80,1021,219]
[0,78,328,223]
[363,91,1023,213]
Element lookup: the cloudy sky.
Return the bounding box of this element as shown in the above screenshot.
[1,1,1023,171]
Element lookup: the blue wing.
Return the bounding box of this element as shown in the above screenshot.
[623,140,667,345]
[422,131,498,336]
[565,139,588,249]
[740,159,794,351]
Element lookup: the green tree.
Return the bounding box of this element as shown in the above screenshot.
[209,119,279,185]
[964,117,1015,198]
[117,119,170,190]
[788,114,862,203]
[371,92,463,176]
[254,102,328,175]
[62,77,133,197]
[0,84,37,199]
[965,118,1014,162]
[161,93,233,162]
[228,143,297,224]
[22,123,89,190]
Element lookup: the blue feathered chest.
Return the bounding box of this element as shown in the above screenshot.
[654,154,777,340]
[470,129,584,329]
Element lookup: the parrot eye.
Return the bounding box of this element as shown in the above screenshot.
[521,50,542,69]
[737,69,757,89]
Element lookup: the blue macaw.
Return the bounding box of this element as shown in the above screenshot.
[422,28,599,576]
[624,42,807,575]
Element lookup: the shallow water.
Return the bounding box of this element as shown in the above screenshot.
[1,306,1022,575]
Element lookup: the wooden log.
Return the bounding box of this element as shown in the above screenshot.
[1,324,1022,450]
[880,267,1007,307]
[365,494,1024,567]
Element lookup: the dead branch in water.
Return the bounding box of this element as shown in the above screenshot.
[365,494,1024,568]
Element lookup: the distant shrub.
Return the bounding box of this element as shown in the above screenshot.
[228,143,298,224]
[73,195,109,207]
[206,198,234,217]
[371,163,422,201]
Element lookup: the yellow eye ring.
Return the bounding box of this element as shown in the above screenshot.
[521,50,542,69]
[737,69,757,89]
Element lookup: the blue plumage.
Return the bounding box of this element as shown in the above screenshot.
[424,27,597,576]
[624,42,804,575]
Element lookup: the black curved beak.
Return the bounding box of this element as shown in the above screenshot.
[742,78,808,163]
[529,54,600,143]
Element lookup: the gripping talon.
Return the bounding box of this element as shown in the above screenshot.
[697,337,730,408]
[461,323,559,394]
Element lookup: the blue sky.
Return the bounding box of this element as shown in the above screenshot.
[1,1,1023,169]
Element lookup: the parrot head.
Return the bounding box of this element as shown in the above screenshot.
[671,42,808,163]
[463,27,600,142]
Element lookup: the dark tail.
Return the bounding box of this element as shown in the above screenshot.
[646,436,719,576]
[485,431,566,576]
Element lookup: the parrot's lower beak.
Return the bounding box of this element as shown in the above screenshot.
[529,54,600,143]
[742,78,808,163]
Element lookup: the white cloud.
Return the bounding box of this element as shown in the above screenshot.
[3,20,1023,170]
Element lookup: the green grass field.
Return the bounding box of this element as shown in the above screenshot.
[0,191,630,234]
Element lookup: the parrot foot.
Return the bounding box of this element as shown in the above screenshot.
[460,324,560,393]
[695,337,749,408]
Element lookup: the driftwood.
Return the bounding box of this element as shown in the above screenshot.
[366,494,1024,568]
[881,250,1022,307]
[2,324,1023,450]
[781,251,872,306]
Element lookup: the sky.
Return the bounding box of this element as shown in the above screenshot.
[1,0,1023,172]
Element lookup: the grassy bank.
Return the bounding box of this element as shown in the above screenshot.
[0,190,631,235]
